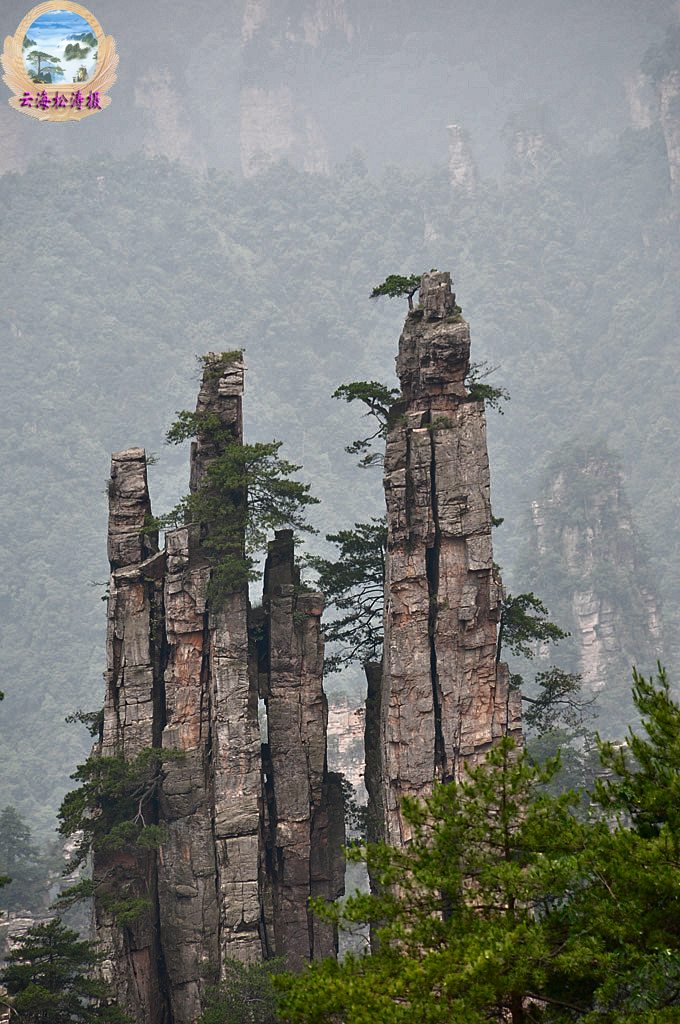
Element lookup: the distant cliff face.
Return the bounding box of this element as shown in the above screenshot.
[657,69,680,190]
[522,445,664,731]
[238,0,354,176]
[0,0,670,177]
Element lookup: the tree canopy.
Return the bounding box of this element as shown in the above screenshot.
[0,918,125,1023]
[277,666,680,1023]
[331,381,400,468]
[369,274,422,310]
[159,393,319,603]
[307,518,386,671]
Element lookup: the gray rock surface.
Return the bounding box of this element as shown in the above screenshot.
[375,271,522,846]
[260,530,344,966]
[96,355,344,1022]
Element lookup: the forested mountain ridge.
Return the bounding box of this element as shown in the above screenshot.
[0,99,678,834]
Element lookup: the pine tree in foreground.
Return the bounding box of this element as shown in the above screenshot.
[0,918,125,1023]
[276,666,680,1023]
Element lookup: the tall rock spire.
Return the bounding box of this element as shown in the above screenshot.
[376,271,522,846]
[260,530,344,966]
[98,448,168,1024]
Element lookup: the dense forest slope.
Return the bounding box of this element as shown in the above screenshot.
[0,110,678,832]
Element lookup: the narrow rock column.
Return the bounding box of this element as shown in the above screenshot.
[103,448,162,757]
[202,360,263,965]
[378,272,522,847]
[447,123,477,191]
[157,521,219,1024]
[157,354,261,1023]
[99,448,169,1024]
[261,530,344,966]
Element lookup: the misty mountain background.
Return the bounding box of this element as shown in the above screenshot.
[1,0,679,836]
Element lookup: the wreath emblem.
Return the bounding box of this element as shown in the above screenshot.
[2,2,117,120]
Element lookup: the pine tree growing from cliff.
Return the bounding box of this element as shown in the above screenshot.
[158,366,319,603]
[370,274,422,311]
[307,518,386,671]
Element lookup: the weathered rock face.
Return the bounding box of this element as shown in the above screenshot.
[447,123,477,191]
[525,445,664,732]
[506,126,560,178]
[238,0,354,177]
[98,356,344,1023]
[375,272,522,846]
[260,530,344,966]
[239,87,330,178]
[656,69,680,191]
[625,71,655,130]
[134,68,206,170]
[97,447,168,1024]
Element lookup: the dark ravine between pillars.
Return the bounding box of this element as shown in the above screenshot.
[372,271,523,848]
[98,355,345,1024]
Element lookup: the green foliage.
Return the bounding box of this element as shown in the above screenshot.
[161,403,318,603]
[595,663,680,839]
[307,518,386,671]
[23,35,36,48]
[337,773,368,838]
[0,805,45,913]
[332,381,400,468]
[520,667,595,734]
[278,738,589,1023]
[498,591,569,661]
[64,43,91,60]
[466,361,510,414]
[65,708,104,739]
[0,918,126,1023]
[369,274,422,310]
[26,50,62,78]
[278,667,680,1023]
[199,959,285,1024]
[197,350,244,381]
[57,748,180,873]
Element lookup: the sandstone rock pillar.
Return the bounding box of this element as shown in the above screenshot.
[96,355,345,1020]
[99,447,169,1024]
[157,354,260,1024]
[377,272,522,847]
[260,530,344,967]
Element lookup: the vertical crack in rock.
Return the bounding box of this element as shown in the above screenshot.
[375,271,523,849]
[99,448,171,1024]
[426,424,446,777]
[261,530,345,968]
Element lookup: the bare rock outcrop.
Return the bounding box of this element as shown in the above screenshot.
[525,444,664,731]
[374,272,522,846]
[260,530,344,965]
[98,447,169,1024]
[657,69,680,192]
[447,124,477,191]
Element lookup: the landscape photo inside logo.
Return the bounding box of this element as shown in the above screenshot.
[22,9,98,85]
